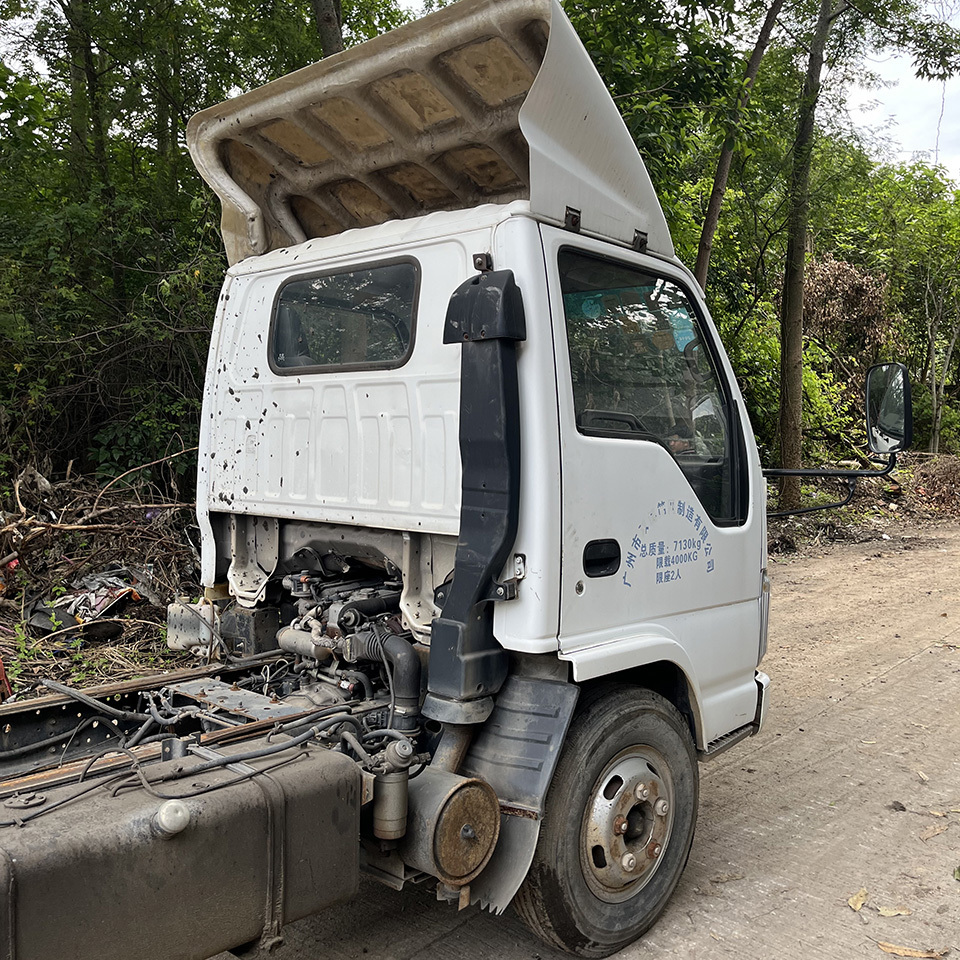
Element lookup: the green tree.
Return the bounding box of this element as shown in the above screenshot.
[0,0,408,487]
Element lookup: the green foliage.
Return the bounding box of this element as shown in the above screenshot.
[722,305,781,458]
[564,0,742,226]
[0,0,958,486]
[0,0,408,490]
[909,380,960,454]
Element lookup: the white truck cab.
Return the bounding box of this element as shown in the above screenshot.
[0,2,909,958]
[185,0,770,949]
[198,199,768,742]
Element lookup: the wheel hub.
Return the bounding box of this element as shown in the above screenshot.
[580,747,674,902]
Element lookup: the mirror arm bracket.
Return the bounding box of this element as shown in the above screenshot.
[766,476,858,518]
[762,451,897,481]
[763,453,898,519]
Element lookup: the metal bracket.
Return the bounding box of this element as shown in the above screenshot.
[632,229,648,253]
[473,252,493,272]
[764,451,900,518]
[767,476,859,518]
[437,576,518,608]
[564,206,581,232]
[4,792,46,809]
[484,578,518,603]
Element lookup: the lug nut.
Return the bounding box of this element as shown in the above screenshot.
[620,853,637,872]
[655,798,669,816]
[635,783,649,800]
[647,843,662,859]
[614,815,629,835]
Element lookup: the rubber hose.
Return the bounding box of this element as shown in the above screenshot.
[351,630,421,732]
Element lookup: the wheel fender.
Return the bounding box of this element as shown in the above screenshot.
[559,632,705,749]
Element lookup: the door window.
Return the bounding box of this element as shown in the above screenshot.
[559,248,744,524]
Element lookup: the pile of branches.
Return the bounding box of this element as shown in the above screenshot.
[766,453,960,553]
[912,455,960,516]
[0,465,201,700]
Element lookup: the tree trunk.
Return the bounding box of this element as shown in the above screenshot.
[927,271,941,453]
[929,295,960,455]
[313,0,344,58]
[59,0,91,191]
[777,0,841,509]
[694,0,785,290]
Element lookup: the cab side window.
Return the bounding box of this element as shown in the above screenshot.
[271,260,418,372]
[559,248,745,524]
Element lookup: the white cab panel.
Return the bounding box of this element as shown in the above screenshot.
[203,239,465,534]
[541,225,765,745]
[196,211,526,589]
[491,215,563,654]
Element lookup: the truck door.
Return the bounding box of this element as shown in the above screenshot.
[541,225,764,743]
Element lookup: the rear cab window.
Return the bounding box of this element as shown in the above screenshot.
[270,259,419,373]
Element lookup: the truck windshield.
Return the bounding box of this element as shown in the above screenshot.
[271,260,418,372]
[559,248,742,524]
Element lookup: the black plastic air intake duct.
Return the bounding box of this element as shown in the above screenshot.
[350,630,421,732]
[422,268,526,725]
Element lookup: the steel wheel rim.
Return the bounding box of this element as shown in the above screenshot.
[579,745,675,903]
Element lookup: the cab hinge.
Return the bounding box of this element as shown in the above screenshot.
[564,206,581,232]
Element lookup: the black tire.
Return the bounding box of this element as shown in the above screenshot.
[514,685,699,957]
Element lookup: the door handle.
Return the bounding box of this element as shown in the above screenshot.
[582,539,621,578]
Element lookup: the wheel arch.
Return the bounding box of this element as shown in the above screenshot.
[578,660,704,751]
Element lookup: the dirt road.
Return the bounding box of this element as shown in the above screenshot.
[231,523,960,960]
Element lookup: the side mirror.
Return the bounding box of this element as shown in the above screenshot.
[866,362,912,454]
[682,339,710,384]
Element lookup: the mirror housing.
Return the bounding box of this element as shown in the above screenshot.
[866,362,912,454]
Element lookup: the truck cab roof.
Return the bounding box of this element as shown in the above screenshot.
[225,200,534,277]
[186,0,673,265]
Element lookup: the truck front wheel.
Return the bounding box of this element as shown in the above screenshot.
[514,686,699,957]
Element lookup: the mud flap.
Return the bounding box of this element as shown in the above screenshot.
[460,676,579,913]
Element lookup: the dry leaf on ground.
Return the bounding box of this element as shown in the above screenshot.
[920,823,950,842]
[876,906,913,918]
[848,888,869,911]
[876,943,947,959]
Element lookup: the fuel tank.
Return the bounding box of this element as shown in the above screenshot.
[0,738,361,960]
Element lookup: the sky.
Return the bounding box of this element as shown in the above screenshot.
[847,52,960,184]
